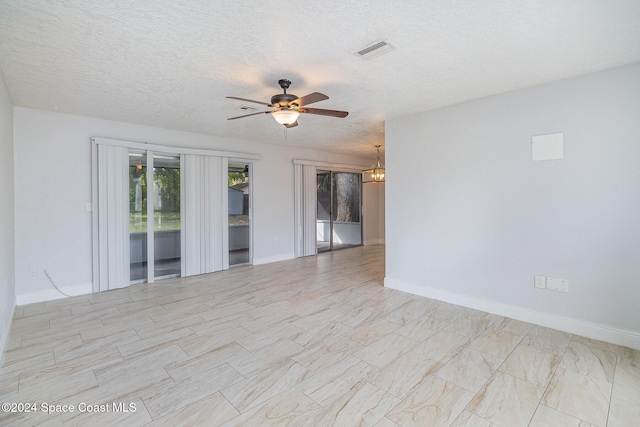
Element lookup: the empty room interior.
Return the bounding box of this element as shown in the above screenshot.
[1,1,639,426]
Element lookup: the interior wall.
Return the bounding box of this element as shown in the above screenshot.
[363,183,385,245]
[13,107,370,303]
[0,68,16,360]
[378,183,385,244]
[385,63,640,347]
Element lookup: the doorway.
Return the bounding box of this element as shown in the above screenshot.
[316,170,362,252]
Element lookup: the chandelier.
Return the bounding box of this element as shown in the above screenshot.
[362,145,385,183]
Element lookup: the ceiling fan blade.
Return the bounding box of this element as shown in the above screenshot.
[299,107,349,118]
[226,96,273,107]
[285,121,298,128]
[292,92,329,107]
[227,111,272,120]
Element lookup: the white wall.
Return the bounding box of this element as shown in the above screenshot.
[13,107,370,303]
[0,68,16,362]
[385,63,640,349]
[363,183,385,245]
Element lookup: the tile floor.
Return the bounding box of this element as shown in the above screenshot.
[1,245,638,426]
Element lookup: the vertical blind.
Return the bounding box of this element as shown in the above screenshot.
[294,163,317,257]
[181,154,228,276]
[96,143,130,291]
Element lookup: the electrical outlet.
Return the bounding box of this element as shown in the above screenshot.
[547,277,569,292]
[534,275,546,289]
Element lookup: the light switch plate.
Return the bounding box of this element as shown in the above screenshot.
[534,275,546,289]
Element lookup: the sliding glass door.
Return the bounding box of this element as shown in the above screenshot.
[333,172,362,249]
[129,152,181,283]
[316,171,362,252]
[129,151,148,281]
[94,137,261,291]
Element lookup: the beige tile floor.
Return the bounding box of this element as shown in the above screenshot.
[1,245,639,426]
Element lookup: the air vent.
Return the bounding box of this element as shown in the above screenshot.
[237,104,260,112]
[355,39,394,60]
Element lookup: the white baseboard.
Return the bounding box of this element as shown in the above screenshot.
[363,239,385,246]
[385,277,640,351]
[16,284,93,306]
[252,253,295,265]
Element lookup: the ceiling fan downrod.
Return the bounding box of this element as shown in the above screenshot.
[278,79,292,93]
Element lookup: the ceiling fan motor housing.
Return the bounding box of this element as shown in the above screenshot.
[271,93,298,109]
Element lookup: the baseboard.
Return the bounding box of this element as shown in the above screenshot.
[363,239,385,246]
[252,253,295,265]
[0,301,16,370]
[16,284,93,306]
[385,277,640,351]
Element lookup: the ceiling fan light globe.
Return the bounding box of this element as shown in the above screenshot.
[272,110,300,126]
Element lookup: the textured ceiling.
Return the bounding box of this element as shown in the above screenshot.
[1,1,639,156]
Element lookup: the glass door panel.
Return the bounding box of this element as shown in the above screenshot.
[229,163,250,266]
[332,172,362,249]
[316,171,362,252]
[129,151,148,282]
[153,154,181,278]
[316,171,332,252]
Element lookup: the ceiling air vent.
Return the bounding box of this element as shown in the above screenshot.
[355,39,394,60]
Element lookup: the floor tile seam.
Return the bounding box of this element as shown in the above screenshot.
[537,343,608,427]
[544,403,603,427]
[0,352,56,380]
[54,339,120,365]
[557,356,616,393]
[10,310,73,327]
[432,370,483,396]
[578,337,629,361]
[489,328,531,374]
[610,360,640,402]
[219,367,303,415]
[180,359,244,386]
[462,370,540,427]
[604,353,624,427]
[122,341,189,365]
[293,381,328,409]
[396,321,450,342]
[147,389,235,423]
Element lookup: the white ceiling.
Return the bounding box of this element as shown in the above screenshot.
[1,1,639,156]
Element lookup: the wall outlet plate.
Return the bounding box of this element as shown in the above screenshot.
[547,277,569,292]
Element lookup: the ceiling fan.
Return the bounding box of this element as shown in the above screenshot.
[227,79,348,128]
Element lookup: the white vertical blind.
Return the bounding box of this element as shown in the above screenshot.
[181,154,227,276]
[294,163,317,257]
[96,144,130,291]
[294,164,303,257]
